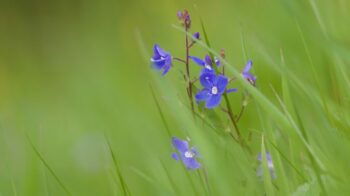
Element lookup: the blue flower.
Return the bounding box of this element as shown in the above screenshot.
[189,54,220,73]
[151,44,172,76]
[257,152,276,179]
[242,60,256,85]
[195,72,236,109]
[171,137,201,170]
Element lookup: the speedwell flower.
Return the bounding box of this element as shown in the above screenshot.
[195,72,236,109]
[151,44,172,76]
[257,152,276,179]
[171,137,201,170]
[242,60,256,86]
[189,54,220,73]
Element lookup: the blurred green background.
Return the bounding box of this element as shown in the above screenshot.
[0,0,350,195]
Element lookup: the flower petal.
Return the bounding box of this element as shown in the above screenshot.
[191,147,200,157]
[171,153,180,161]
[153,44,161,59]
[182,157,201,170]
[155,44,167,57]
[215,57,221,66]
[189,56,205,66]
[242,72,256,85]
[215,75,228,94]
[205,95,222,109]
[162,64,171,76]
[172,137,189,153]
[152,59,165,70]
[195,89,210,101]
[200,68,215,75]
[243,60,253,73]
[199,72,216,89]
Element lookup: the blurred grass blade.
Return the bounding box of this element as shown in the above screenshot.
[25,134,72,196]
[1,128,18,196]
[149,84,171,137]
[160,160,178,195]
[268,140,306,181]
[293,106,327,195]
[270,85,327,194]
[105,135,131,196]
[130,167,155,184]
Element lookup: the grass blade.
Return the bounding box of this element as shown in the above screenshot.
[104,135,131,196]
[25,134,72,196]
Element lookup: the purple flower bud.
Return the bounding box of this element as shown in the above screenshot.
[193,32,200,40]
[177,10,182,20]
[177,9,191,29]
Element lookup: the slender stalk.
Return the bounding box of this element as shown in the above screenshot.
[223,93,241,138]
[188,41,195,48]
[223,93,252,153]
[235,105,246,122]
[173,57,186,64]
[236,93,247,122]
[184,26,195,115]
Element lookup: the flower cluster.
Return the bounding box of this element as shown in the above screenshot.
[150,9,256,110]
[150,9,260,172]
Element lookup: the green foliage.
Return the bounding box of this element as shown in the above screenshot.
[0,0,350,195]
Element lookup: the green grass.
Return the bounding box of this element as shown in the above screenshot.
[0,0,350,195]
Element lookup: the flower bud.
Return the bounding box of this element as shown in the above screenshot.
[177,9,191,29]
[220,49,226,59]
[193,32,200,40]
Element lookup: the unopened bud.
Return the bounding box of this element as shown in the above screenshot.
[220,49,226,59]
[177,9,191,29]
[193,32,200,40]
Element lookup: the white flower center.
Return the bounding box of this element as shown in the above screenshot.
[184,151,195,158]
[204,65,212,70]
[211,86,218,95]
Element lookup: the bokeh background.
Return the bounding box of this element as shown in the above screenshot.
[0,0,350,195]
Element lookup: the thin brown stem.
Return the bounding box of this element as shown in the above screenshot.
[223,93,241,138]
[173,57,186,64]
[184,27,195,116]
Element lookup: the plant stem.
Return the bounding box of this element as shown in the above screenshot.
[173,57,186,64]
[223,93,241,139]
[235,105,245,122]
[185,26,195,115]
[223,95,252,153]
